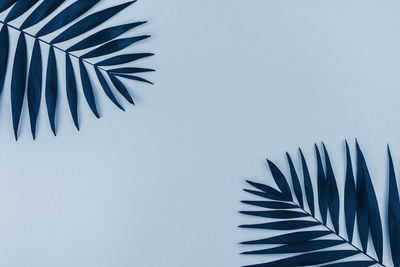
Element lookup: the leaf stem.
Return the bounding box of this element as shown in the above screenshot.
[295,203,385,266]
[0,20,106,71]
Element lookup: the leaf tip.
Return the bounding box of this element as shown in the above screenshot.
[388,145,393,160]
[355,140,362,153]
[322,142,327,151]
[345,139,350,149]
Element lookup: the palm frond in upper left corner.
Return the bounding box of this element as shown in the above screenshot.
[0,0,154,140]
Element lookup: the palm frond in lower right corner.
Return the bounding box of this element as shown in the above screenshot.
[239,140,400,267]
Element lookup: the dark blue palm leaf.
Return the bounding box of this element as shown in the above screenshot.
[0,25,9,94]
[299,148,315,216]
[241,240,344,255]
[240,142,388,267]
[0,0,153,139]
[11,33,27,140]
[322,143,340,233]
[266,160,292,201]
[79,60,99,118]
[243,189,288,202]
[51,1,136,44]
[240,210,307,219]
[316,144,328,224]
[112,74,153,85]
[356,141,383,263]
[241,200,297,209]
[320,261,376,267]
[388,146,400,267]
[82,35,150,59]
[96,53,153,66]
[286,152,304,208]
[36,0,101,37]
[0,0,17,13]
[67,22,147,52]
[245,180,289,201]
[21,0,66,30]
[95,68,124,111]
[109,75,134,104]
[45,46,58,136]
[355,142,369,253]
[108,67,155,74]
[243,250,359,267]
[4,0,39,23]
[240,230,331,245]
[65,54,79,130]
[239,220,319,230]
[344,141,356,242]
[27,39,42,139]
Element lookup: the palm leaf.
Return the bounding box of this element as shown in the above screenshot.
[0,0,153,139]
[240,140,400,266]
[27,39,42,138]
[388,146,400,267]
[10,33,27,140]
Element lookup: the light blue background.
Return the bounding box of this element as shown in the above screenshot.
[0,0,399,266]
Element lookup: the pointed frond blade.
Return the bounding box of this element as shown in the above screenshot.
[79,60,99,118]
[95,68,124,111]
[241,200,297,209]
[239,220,319,230]
[96,53,153,66]
[356,141,383,262]
[358,144,383,263]
[4,0,39,23]
[267,160,292,201]
[11,33,27,140]
[52,1,136,44]
[0,0,17,13]
[241,239,344,255]
[65,54,79,130]
[240,230,330,245]
[299,148,315,216]
[0,25,9,94]
[45,46,58,136]
[286,152,304,208]
[388,146,400,267]
[36,0,101,37]
[245,180,289,201]
[240,210,306,219]
[109,74,134,104]
[112,74,153,85]
[82,35,150,59]
[319,261,376,267]
[243,250,359,267]
[27,40,42,139]
[67,22,147,52]
[344,141,356,242]
[108,67,155,74]
[366,183,383,263]
[243,189,288,202]
[21,0,66,30]
[322,143,340,233]
[356,141,369,253]
[316,144,328,224]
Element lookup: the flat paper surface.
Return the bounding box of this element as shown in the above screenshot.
[0,0,399,266]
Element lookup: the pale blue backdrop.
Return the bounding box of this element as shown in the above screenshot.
[0,0,399,266]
